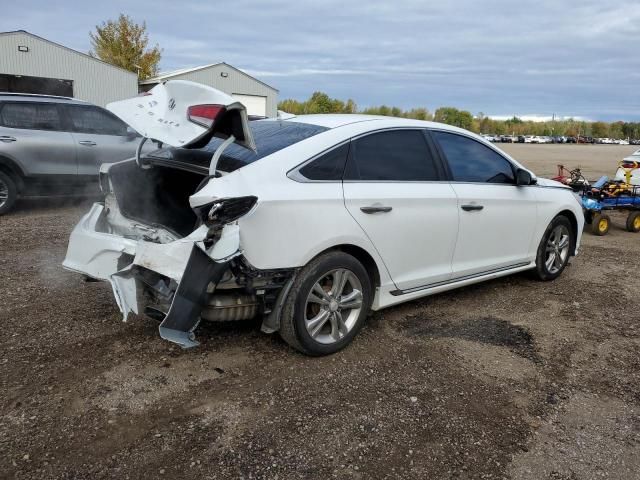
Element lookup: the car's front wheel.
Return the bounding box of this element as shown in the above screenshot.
[533,215,574,281]
[280,251,372,356]
[0,171,18,215]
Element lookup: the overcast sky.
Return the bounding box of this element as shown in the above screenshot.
[4,0,640,121]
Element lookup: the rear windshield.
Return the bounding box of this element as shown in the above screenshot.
[147,120,328,174]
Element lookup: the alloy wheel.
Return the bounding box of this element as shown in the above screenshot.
[0,177,8,209]
[545,224,570,274]
[304,268,364,345]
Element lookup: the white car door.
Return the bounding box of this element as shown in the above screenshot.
[343,129,459,291]
[430,130,538,278]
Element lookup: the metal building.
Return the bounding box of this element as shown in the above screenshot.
[0,30,139,107]
[140,63,279,117]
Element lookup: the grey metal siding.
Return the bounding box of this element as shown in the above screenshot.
[0,32,138,106]
[147,64,278,117]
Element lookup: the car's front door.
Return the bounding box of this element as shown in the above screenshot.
[64,104,140,176]
[0,101,77,177]
[431,130,538,278]
[342,129,459,291]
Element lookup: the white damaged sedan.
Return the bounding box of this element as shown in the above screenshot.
[63,81,583,355]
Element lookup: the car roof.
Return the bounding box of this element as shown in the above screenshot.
[0,92,91,105]
[277,113,469,135]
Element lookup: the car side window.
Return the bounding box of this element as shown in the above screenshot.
[299,143,349,180]
[0,102,62,131]
[344,129,439,181]
[432,131,515,183]
[68,106,128,136]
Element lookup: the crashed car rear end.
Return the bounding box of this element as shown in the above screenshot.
[63,81,293,348]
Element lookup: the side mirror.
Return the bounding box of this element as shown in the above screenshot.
[516,168,535,186]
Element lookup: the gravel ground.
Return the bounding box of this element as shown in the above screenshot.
[1,145,639,479]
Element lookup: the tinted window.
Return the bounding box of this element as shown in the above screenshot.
[344,129,438,181]
[432,131,515,183]
[0,102,62,131]
[68,106,127,135]
[299,143,349,180]
[148,120,328,174]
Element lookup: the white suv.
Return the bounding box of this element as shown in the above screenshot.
[64,82,583,355]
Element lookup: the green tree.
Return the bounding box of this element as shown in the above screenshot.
[90,14,161,80]
[591,121,609,138]
[434,107,473,130]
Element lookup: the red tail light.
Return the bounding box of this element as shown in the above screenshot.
[187,104,225,128]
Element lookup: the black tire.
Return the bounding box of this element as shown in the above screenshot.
[625,211,640,233]
[584,211,593,225]
[279,251,372,356]
[533,215,574,281]
[590,213,610,236]
[0,170,18,215]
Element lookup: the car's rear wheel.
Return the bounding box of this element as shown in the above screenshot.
[533,215,574,281]
[280,251,372,356]
[0,171,18,215]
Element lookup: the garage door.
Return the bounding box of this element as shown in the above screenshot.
[232,94,267,117]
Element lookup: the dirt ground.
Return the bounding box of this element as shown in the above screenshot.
[1,145,639,479]
[500,143,638,180]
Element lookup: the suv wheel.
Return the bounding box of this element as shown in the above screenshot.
[280,251,372,356]
[533,215,574,281]
[0,171,18,215]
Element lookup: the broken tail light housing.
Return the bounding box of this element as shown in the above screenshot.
[195,196,258,227]
[187,104,226,128]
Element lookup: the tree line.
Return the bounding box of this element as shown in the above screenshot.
[278,92,640,140]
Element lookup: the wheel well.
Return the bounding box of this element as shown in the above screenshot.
[0,157,25,192]
[557,210,578,255]
[318,244,381,288]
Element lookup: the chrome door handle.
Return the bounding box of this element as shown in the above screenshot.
[461,204,484,211]
[0,135,16,142]
[360,205,392,214]
[79,140,97,146]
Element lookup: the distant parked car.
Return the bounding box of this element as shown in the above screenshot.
[0,93,147,215]
[566,136,577,143]
[578,136,594,144]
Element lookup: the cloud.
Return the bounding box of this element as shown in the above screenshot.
[2,0,640,120]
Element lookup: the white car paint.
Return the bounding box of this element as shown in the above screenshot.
[107,80,256,150]
[63,82,584,349]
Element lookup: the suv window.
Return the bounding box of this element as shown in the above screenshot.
[0,102,62,131]
[344,129,439,181]
[67,105,127,136]
[432,131,515,183]
[299,143,349,180]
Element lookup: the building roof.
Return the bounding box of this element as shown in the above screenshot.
[139,62,278,92]
[0,30,137,77]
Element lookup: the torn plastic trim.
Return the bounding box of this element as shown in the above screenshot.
[159,245,231,348]
[261,271,298,334]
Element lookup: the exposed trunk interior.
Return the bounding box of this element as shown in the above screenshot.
[107,160,205,237]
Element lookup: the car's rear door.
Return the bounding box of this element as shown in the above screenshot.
[430,130,538,277]
[64,104,139,176]
[0,101,77,177]
[342,128,458,291]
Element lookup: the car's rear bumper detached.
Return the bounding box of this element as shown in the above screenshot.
[62,203,241,348]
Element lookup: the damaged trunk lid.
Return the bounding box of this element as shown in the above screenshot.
[107,80,256,151]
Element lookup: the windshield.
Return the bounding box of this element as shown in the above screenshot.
[147,120,328,174]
